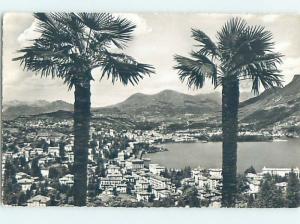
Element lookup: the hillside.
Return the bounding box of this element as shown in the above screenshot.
[2,100,73,120]
[4,75,300,129]
[239,75,300,128]
[94,90,222,119]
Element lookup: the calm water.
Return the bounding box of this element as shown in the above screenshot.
[147,139,300,173]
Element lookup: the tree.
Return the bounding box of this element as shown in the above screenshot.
[236,174,250,206]
[17,192,27,206]
[256,174,285,208]
[14,13,154,206]
[153,196,175,207]
[244,166,256,175]
[112,187,118,196]
[58,141,66,160]
[31,158,42,178]
[174,17,283,207]
[286,171,300,208]
[48,167,62,179]
[147,185,152,193]
[177,186,200,207]
[3,159,21,205]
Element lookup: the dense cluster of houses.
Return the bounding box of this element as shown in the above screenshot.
[2,117,300,207]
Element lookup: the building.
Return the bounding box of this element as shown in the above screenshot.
[135,179,150,191]
[59,174,74,187]
[246,173,263,194]
[198,175,222,192]
[27,195,50,207]
[125,159,145,171]
[15,172,30,181]
[149,164,165,175]
[34,148,44,155]
[262,167,300,178]
[100,174,123,190]
[149,174,172,190]
[143,158,151,168]
[131,159,144,171]
[65,151,74,163]
[181,178,196,187]
[48,147,60,157]
[136,191,152,202]
[40,167,49,178]
[107,165,121,175]
[64,144,73,152]
[18,178,34,191]
[152,188,172,200]
[116,183,127,194]
[208,168,222,179]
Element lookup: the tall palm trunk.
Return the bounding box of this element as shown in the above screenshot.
[73,77,91,206]
[221,77,239,207]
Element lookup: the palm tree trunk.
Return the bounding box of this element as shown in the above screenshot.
[221,77,239,207]
[73,79,91,206]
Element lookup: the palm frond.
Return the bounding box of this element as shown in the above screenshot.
[241,61,283,94]
[14,12,154,89]
[217,17,248,62]
[78,13,136,50]
[192,29,219,58]
[99,51,154,85]
[231,52,283,74]
[225,25,277,71]
[174,53,217,89]
[77,13,113,31]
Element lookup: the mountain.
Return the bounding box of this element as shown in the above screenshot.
[2,100,50,111]
[4,75,300,127]
[94,90,222,119]
[2,100,73,120]
[239,75,300,128]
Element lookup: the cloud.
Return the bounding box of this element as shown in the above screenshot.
[17,19,41,47]
[113,13,152,35]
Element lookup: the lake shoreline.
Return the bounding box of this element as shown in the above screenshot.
[148,139,300,173]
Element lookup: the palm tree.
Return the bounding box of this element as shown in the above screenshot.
[174,17,283,207]
[14,13,154,206]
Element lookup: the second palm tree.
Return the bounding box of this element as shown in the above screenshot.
[174,17,283,207]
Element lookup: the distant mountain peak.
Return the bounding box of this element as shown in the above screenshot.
[157,89,181,94]
[3,100,73,120]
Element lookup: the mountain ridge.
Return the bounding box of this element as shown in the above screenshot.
[4,75,300,126]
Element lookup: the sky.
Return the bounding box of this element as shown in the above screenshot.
[3,13,300,107]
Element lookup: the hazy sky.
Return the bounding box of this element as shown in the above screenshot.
[3,13,300,107]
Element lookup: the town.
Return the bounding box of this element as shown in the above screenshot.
[2,115,300,207]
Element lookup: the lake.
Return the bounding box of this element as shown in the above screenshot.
[147,139,300,173]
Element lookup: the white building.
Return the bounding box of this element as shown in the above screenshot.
[27,195,50,207]
[48,147,60,157]
[64,144,73,152]
[59,174,74,187]
[18,178,34,191]
[149,174,172,190]
[262,167,300,178]
[65,151,74,163]
[136,179,150,191]
[100,174,123,189]
[34,148,44,155]
[41,167,49,178]
[149,164,165,175]
[246,173,263,194]
[136,191,151,202]
[107,165,121,175]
